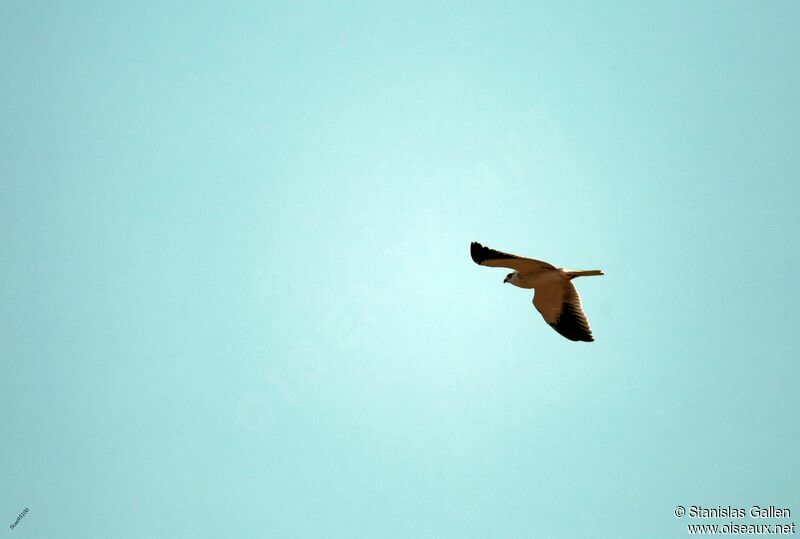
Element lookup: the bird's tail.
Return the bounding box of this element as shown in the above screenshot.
[564,269,604,278]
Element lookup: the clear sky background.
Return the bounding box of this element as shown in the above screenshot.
[2,1,799,537]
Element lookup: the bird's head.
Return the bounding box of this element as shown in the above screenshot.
[504,272,514,284]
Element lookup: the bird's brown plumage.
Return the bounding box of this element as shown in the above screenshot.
[470,242,601,342]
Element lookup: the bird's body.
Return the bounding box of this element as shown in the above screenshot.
[504,268,559,289]
[471,242,603,342]
[506,268,604,289]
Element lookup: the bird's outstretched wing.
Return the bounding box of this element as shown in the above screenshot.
[471,242,555,271]
[532,279,594,342]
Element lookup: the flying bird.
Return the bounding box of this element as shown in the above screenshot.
[471,242,604,342]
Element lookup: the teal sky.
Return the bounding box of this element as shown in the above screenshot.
[2,1,799,537]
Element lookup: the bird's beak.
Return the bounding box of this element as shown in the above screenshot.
[503,277,508,284]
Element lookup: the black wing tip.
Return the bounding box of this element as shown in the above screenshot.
[549,301,595,342]
[470,241,517,265]
[469,241,486,264]
[470,242,484,264]
[549,323,594,342]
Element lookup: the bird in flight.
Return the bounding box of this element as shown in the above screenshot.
[471,242,604,342]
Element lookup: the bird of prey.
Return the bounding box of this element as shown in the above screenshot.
[471,242,604,342]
